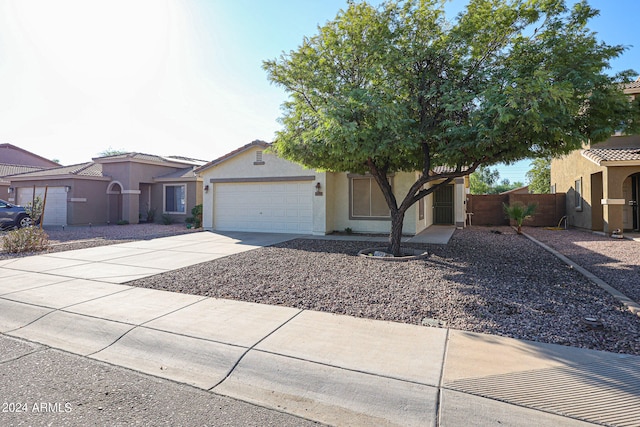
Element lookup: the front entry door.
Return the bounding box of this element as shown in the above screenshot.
[433,185,454,225]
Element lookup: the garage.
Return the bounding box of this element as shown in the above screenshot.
[213,181,313,233]
[17,186,68,226]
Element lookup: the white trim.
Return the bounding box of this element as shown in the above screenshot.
[601,199,626,205]
[121,190,141,195]
[163,183,187,214]
[106,181,124,193]
[70,198,87,202]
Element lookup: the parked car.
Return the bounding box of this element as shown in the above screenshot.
[0,199,32,230]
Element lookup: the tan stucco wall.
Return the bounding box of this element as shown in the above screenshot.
[551,150,603,230]
[199,145,466,235]
[200,146,327,234]
[551,146,640,232]
[327,171,418,235]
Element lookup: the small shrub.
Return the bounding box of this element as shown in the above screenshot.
[116,220,129,225]
[146,207,157,223]
[161,214,173,225]
[2,227,50,253]
[185,217,195,224]
[191,204,203,228]
[345,227,353,234]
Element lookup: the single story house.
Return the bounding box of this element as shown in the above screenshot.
[1,143,59,197]
[195,140,468,235]
[7,152,204,226]
[550,79,640,233]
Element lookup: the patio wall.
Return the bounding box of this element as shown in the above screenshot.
[467,193,566,227]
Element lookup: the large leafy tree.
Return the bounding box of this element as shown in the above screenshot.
[264,0,639,255]
[526,157,551,193]
[469,166,500,194]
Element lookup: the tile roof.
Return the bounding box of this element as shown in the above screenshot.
[0,163,46,178]
[154,167,199,180]
[431,165,469,174]
[582,148,640,165]
[94,152,206,166]
[623,77,640,94]
[8,162,105,179]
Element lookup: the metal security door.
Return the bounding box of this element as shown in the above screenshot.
[433,185,454,225]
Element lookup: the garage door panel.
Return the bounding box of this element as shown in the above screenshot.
[17,187,67,226]
[214,181,313,233]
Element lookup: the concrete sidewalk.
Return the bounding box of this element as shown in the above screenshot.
[1,232,639,426]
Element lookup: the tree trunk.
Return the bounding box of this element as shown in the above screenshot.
[388,211,405,256]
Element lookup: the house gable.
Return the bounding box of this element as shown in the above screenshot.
[0,143,60,168]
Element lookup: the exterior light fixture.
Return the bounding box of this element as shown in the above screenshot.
[204,185,209,193]
[64,186,71,193]
[8,187,14,194]
[315,182,322,196]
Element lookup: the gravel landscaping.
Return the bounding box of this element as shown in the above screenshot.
[524,227,640,304]
[2,224,639,356]
[127,226,640,356]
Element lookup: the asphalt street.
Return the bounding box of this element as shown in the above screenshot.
[0,335,320,427]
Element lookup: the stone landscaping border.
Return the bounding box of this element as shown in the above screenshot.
[357,247,428,262]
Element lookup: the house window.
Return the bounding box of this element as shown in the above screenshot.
[164,184,186,214]
[574,178,582,211]
[350,176,390,219]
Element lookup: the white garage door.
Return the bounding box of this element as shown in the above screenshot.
[214,181,313,233]
[17,187,67,226]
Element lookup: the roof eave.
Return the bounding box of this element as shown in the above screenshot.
[195,140,271,174]
[8,174,111,182]
[600,160,640,167]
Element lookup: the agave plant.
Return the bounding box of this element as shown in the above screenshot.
[503,202,537,234]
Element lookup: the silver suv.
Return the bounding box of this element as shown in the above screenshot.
[0,199,32,230]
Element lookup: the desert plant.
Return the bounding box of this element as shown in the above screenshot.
[503,202,537,234]
[161,214,173,225]
[191,204,202,228]
[24,196,44,225]
[146,207,157,223]
[345,227,353,234]
[2,227,50,253]
[116,220,129,225]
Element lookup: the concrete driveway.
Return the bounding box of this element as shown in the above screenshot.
[0,231,299,283]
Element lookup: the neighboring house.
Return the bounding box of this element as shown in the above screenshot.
[7,153,204,226]
[195,140,468,235]
[551,79,640,233]
[500,185,530,195]
[0,143,59,198]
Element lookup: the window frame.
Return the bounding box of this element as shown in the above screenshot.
[348,174,392,220]
[163,184,187,214]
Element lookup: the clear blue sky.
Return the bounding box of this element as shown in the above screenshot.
[0,0,638,184]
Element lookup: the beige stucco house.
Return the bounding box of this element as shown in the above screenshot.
[550,80,640,233]
[7,153,204,226]
[195,140,468,235]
